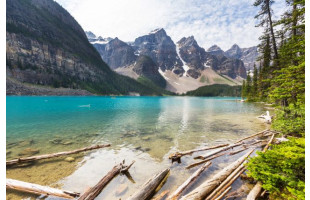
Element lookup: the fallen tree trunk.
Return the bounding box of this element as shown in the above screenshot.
[78,160,134,200]
[6,179,79,199]
[194,143,243,160]
[180,149,254,200]
[205,164,245,200]
[186,152,226,169]
[168,162,212,200]
[235,129,268,144]
[246,182,262,200]
[246,134,275,200]
[215,186,231,200]
[211,168,246,200]
[7,144,111,167]
[169,144,229,162]
[229,147,249,155]
[127,168,170,200]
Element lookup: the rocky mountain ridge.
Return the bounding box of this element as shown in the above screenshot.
[87,30,252,93]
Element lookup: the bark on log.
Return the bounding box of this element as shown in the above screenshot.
[205,164,245,200]
[214,186,231,200]
[127,168,170,200]
[211,168,246,200]
[262,134,275,152]
[78,160,134,200]
[153,190,170,200]
[169,144,229,161]
[235,129,268,144]
[186,152,226,169]
[194,143,243,160]
[246,182,262,200]
[6,178,80,199]
[180,149,254,200]
[168,162,212,200]
[7,144,111,167]
[229,147,249,155]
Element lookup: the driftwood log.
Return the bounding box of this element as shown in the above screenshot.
[127,168,170,200]
[235,129,268,144]
[211,168,246,200]
[169,144,229,162]
[167,162,212,200]
[215,186,231,200]
[186,152,226,169]
[205,163,245,200]
[78,160,134,200]
[7,144,111,167]
[194,143,243,160]
[6,179,80,199]
[246,134,275,200]
[180,149,254,200]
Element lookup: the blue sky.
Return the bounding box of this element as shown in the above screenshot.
[55,0,286,50]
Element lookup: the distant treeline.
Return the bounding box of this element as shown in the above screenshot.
[185,84,241,97]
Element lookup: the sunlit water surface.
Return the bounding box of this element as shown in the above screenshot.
[6,96,268,200]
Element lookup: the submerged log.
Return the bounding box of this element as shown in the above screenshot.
[169,144,229,162]
[6,179,79,199]
[246,134,275,200]
[168,162,212,200]
[194,143,243,160]
[127,168,170,200]
[78,160,134,200]
[180,149,254,200]
[186,152,226,169]
[7,144,111,167]
[235,129,269,144]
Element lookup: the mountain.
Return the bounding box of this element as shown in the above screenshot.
[87,30,247,93]
[206,45,225,56]
[178,36,246,79]
[93,37,137,69]
[6,0,164,95]
[132,28,184,76]
[225,44,259,71]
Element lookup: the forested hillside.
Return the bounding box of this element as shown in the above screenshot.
[241,0,305,199]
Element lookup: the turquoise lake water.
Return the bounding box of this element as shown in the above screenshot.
[6,96,268,200]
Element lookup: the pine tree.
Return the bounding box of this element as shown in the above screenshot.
[245,71,252,100]
[254,0,278,60]
[252,64,258,98]
[241,80,246,99]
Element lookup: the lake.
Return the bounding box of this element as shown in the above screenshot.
[6,96,268,199]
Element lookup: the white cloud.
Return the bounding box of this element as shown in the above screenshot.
[55,0,286,50]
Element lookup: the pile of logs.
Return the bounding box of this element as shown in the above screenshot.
[6,129,280,200]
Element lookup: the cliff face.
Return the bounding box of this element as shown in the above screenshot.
[177,37,247,79]
[93,38,137,69]
[133,28,184,76]
[6,0,157,95]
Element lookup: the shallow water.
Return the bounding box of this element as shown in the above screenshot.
[6,96,268,200]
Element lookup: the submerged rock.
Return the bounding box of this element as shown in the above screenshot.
[64,157,75,162]
[18,148,40,156]
[62,141,73,145]
[49,138,62,144]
